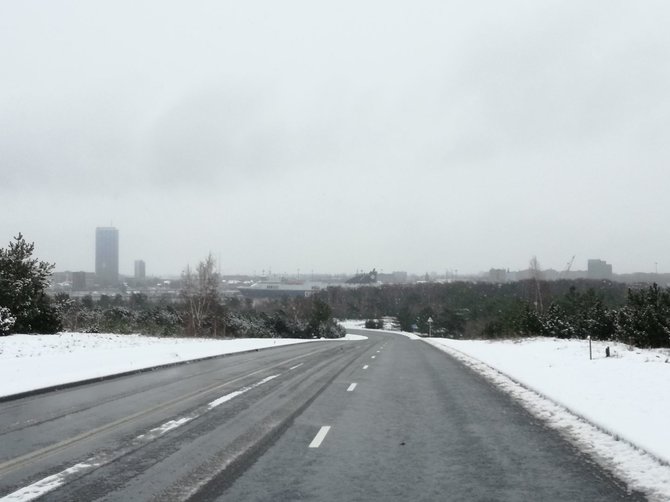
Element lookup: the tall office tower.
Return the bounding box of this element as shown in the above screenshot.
[95,227,119,286]
[134,260,146,280]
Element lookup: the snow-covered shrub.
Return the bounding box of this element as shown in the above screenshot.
[0,307,16,335]
[101,307,136,334]
[541,303,576,339]
[313,321,346,339]
[137,307,181,337]
[225,312,273,338]
[365,319,383,329]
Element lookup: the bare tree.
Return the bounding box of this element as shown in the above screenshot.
[529,256,545,313]
[181,254,220,336]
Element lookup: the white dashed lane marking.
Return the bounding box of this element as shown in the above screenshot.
[347,383,357,392]
[309,426,331,448]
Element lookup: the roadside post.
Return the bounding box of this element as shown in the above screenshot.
[588,336,592,360]
[427,317,433,337]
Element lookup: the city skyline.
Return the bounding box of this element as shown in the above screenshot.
[55,226,659,280]
[21,225,668,278]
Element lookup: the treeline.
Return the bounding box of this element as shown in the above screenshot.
[522,283,670,349]
[52,292,344,339]
[319,280,670,348]
[0,235,343,339]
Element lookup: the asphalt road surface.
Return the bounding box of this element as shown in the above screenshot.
[0,331,645,501]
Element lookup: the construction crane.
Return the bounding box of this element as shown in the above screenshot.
[561,255,576,278]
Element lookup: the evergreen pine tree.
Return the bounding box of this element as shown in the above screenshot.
[0,234,61,334]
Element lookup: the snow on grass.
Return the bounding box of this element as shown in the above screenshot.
[338,320,421,339]
[338,319,367,329]
[426,337,670,501]
[0,332,361,399]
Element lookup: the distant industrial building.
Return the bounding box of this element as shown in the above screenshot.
[134,260,146,280]
[378,271,408,284]
[346,269,378,284]
[238,281,323,304]
[587,259,613,280]
[489,268,508,283]
[95,227,119,286]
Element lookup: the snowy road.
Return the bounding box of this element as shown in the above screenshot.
[0,332,645,501]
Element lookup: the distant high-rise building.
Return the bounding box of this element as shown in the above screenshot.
[134,260,146,280]
[72,271,87,291]
[587,259,613,280]
[95,227,119,286]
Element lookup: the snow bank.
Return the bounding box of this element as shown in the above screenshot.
[339,333,368,341]
[0,332,360,399]
[426,337,670,501]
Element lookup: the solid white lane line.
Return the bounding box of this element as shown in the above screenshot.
[309,426,331,448]
[289,363,304,370]
[347,383,357,392]
[363,365,369,369]
[2,373,281,501]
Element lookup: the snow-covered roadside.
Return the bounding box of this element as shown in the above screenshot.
[338,319,422,340]
[0,332,365,399]
[426,337,670,501]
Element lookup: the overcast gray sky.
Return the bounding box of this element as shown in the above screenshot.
[2,1,670,276]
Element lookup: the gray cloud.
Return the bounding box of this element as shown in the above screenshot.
[2,1,670,275]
